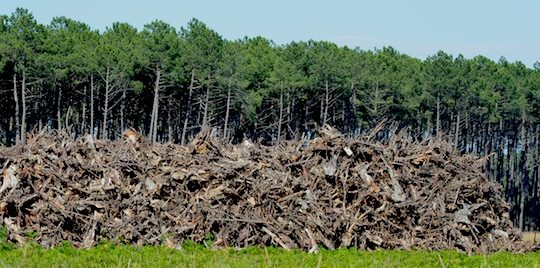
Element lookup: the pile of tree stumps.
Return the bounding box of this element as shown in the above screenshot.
[0,127,535,253]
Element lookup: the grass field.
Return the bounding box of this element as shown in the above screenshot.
[0,242,539,268]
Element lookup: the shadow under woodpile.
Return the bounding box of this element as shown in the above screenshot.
[0,126,536,253]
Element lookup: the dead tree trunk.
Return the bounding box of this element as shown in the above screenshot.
[202,75,210,129]
[102,67,111,139]
[319,95,324,125]
[287,91,293,139]
[351,82,357,134]
[8,117,13,145]
[12,74,19,145]
[323,80,329,125]
[167,98,173,142]
[373,82,379,122]
[484,123,492,179]
[533,126,540,230]
[57,84,63,132]
[291,93,299,138]
[181,70,195,145]
[464,113,469,153]
[82,86,87,134]
[497,119,505,184]
[21,70,27,145]
[507,133,516,222]
[454,110,460,149]
[435,94,441,140]
[223,78,231,140]
[38,82,43,131]
[65,106,72,133]
[276,85,284,145]
[149,68,161,143]
[120,87,126,134]
[519,118,529,231]
[90,75,95,138]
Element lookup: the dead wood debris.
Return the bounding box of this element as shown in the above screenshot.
[0,127,536,253]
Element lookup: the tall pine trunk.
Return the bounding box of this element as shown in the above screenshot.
[436,93,441,140]
[90,75,95,138]
[323,80,329,125]
[181,70,195,145]
[350,82,357,135]
[497,119,505,184]
[519,119,529,230]
[38,82,43,131]
[82,86,87,134]
[276,85,284,145]
[287,91,293,139]
[57,84,62,132]
[120,87,126,134]
[12,74,19,145]
[167,98,173,142]
[102,66,110,139]
[454,110,460,150]
[223,78,231,140]
[507,133,516,223]
[150,67,161,143]
[533,126,540,229]
[21,70,27,145]
[202,74,210,129]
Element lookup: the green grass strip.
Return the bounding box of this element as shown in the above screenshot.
[0,242,539,268]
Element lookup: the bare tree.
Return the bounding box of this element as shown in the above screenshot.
[100,66,125,139]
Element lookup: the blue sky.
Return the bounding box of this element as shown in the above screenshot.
[2,0,538,66]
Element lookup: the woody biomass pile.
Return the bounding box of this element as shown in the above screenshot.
[0,126,533,253]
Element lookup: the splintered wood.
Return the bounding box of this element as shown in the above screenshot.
[0,127,534,253]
